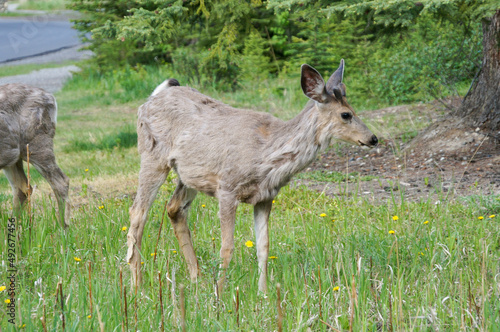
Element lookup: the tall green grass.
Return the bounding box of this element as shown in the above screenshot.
[1,185,499,331]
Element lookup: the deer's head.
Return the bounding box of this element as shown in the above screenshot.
[301,60,378,148]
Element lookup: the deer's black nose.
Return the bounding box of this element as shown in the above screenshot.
[370,135,378,146]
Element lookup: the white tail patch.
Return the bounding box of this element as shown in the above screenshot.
[151,79,180,96]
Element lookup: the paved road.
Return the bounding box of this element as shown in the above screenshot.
[0,15,81,63]
[0,10,92,92]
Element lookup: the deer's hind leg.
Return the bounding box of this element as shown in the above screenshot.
[167,180,199,281]
[29,149,70,228]
[3,159,31,216]
[127,160,168,288]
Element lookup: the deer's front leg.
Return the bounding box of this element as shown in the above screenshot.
[254,200,273,293]
[217,193,238,295]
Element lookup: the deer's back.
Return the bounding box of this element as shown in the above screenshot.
[138,86,286,201]
[0,84,57,167]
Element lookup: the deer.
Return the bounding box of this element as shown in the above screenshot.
[126,60,378,294]
[0,83,70,227]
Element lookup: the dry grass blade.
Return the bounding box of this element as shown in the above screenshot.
[26,144,32,242]
[96,305,105,332]
[56,279,65,331]
[124,286,128,331]
[40,293,48,332]
[159,271,165,332]
[320,319,342,332]
[277,283,283,332]
[236,286,240,327]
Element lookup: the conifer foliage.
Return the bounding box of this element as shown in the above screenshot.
[70,0,494,109]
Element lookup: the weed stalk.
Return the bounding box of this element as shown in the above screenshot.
[159,271,165,332]
[235,286,240,327]
[56,279,65,331]
[277,283,283,332]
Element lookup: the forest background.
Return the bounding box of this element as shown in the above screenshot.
[70,0,493,111]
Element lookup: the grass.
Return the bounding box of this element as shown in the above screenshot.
[0,62,78,78]
[0,12,37,17]
[0,64,499,331]
[16,0,67,11]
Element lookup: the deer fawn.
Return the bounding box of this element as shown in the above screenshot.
[0,84,70,227]
[126,60,377,293]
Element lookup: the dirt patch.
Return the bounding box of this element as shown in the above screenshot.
[299,101,500,202]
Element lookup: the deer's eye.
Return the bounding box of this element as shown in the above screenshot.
[341,112,352,120]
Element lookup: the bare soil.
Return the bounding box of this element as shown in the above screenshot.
[299,101,500,202]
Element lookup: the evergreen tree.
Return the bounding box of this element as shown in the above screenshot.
[325,0,499,154]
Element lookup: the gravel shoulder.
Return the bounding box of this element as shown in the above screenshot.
[0,64,81,93]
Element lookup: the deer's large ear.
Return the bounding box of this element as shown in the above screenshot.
[326,59,345,97]
[301,64,328,103]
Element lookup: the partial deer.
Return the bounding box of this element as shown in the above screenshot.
[126,60,377,293]
[0,84,70,227]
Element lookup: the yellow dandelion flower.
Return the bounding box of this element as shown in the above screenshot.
[331,219,335,222]
[150,253,156,256]
[201,204,206,208]
[121,226,127,231]
[0,286,6,292]
[269,256,277,259]
[333,286,340,291]
[74,257,82,262]
[173,250,177,254]
[489,215,495,218]
[141,262,144,265]
[5,299,11,304]
[419,252,424,256]
[392,216,398,221]
[245,240,254,248]
[98,205,104,210]
[478,216,484,220]
[272,200,275,204]
[228,309,232,313]
[320,213,327,217]
[20,324,25,328]
[88,314,92,318]
[85,169,89,172]
[388,230,395,235]
[423,220,429,225]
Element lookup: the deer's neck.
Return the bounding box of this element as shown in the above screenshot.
[261,101,330,192]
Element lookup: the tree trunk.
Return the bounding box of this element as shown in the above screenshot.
[408,10,500,156]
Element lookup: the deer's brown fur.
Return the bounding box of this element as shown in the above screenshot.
[0,83,70,227]
[126,62,377,293]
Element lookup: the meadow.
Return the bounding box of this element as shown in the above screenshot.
[0,64,499,331]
